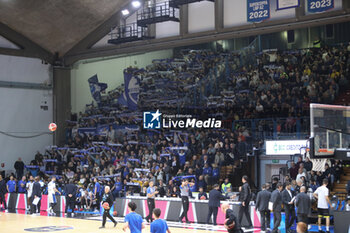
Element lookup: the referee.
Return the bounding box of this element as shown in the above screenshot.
[179,179,194,223]
[146,181,158,223]
[64,179,77,214]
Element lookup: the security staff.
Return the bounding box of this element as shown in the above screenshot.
[238,175,253,228]
[179,179,194,223]
[282,181,296,233]
[64,179,77,214]
[255,184,271,232]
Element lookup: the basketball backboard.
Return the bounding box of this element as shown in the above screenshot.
[310,103,350,158]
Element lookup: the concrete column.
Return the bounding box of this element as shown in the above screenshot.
[53,67,71,146]
[295,0,305,19]
[215,0,224,31]
[180,4,188,36]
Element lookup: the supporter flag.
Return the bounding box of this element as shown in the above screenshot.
[118,92,128,107]
[123,71,140,110]
[88,74,108,103]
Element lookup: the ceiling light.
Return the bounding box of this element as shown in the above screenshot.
[132,1,141,8]
[121,9,130,16]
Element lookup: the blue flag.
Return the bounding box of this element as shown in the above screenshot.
[88,74,108,103]
[123,71,140,110]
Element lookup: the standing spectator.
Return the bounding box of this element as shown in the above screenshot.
[6,175,16,193]
[289,162,298,180]
[270,183,283,233]
[0,175,7,211]
[18,176,27,193]
[14,157,25,179]
[282,181,296,233]
[255,184,271,232]
[304,157,313,172]
[313,179,332,233]
[237,175,253,228]
[295,186,311,227]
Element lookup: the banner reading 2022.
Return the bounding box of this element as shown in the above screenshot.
[247,0,270,23]
[307,0,334,13]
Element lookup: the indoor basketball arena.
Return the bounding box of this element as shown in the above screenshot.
[1,1,350,233]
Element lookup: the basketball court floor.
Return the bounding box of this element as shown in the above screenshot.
[0,210,334,233]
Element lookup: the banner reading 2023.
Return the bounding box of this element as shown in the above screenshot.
[308,0,334,13]
[247,0,270,23]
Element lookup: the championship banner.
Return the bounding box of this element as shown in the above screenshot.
[307,0,334,13]
[247,0,270,23]
[277,0,300,10]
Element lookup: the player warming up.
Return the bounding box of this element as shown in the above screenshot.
[150,208,171,233]
[48,176,61,215]
[221,203,243,233]
[99,186,117,229]
[123,201,144,233]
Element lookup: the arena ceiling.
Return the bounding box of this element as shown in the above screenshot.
[0,0,130,55]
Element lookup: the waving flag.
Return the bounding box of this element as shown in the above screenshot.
[88,74,108,103]
[123,71,140,110]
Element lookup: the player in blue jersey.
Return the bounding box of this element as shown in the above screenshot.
[150,208,171,233]
[123,202,144,233]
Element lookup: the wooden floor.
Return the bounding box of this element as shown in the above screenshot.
[0,212,218,233]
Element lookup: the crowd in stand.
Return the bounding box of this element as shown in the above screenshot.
[1,44,350,222]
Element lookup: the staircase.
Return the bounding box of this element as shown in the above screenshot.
[332,166,350,193]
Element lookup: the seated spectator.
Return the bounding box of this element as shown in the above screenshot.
[296,168,307,183]
[198,187,207,200]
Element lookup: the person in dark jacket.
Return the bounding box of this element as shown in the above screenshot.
[206,184,226,225]
[255,184,271,231]
[295,186,311,226]
[282,181,296,233]
[31,176,42,214]
[14,158,25,179]
[221,203,243,233]
[270,183,283,233]
[238,175,253,228]
[0,175,7,210]
[99,186,117,229]
[64,179,77,214]
[198,187,208,200]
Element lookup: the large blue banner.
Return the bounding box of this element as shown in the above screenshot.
[307,0,334,13]
[123,71,140,110]
[247,0,270,23]
[88,75,108,103]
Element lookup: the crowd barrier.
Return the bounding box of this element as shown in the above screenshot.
[4,193,66,213]
[114,196,261,226]
[4,193,261,226]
